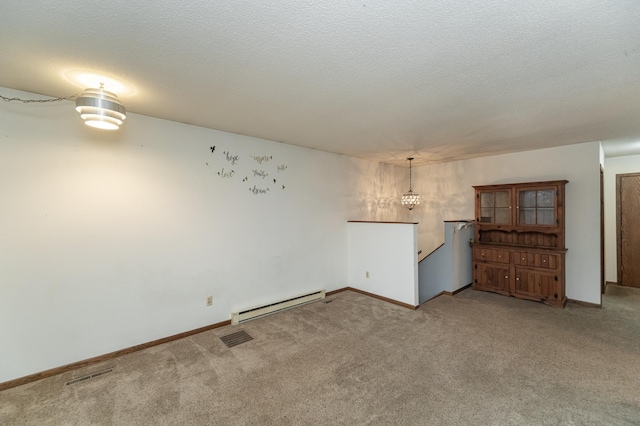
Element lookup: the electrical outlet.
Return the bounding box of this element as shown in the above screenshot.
[365,271,370,279]
[206,296,213,306]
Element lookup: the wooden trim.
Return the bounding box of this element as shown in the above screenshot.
[567,298,601,308]
[449,283,472,296]
[605,281,618,287]
[471,242,567,252]
[326,287,349,296]
[443,219,473,223]
[421,284,472,304]
[347,287,418,310]
[422,291,447,303]
[0,319,231,392]
[419,243,445,263]
[347,221,418,225]
[473,179,569,190]
[616,174,622,286]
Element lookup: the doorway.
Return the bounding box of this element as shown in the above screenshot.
[616,173,640,287]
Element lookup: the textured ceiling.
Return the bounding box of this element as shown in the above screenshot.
[1,1,640,165]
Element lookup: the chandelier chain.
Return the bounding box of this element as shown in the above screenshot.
[0,93,79,104]
[409,159,413,190]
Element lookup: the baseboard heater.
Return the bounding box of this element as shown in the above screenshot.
[231,290,325,325]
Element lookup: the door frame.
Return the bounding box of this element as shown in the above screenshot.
[601,166,604,294]
[616,172,640,286]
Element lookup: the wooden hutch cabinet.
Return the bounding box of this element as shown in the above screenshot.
[471,180,568,307]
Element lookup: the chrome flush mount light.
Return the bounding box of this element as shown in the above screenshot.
[75,83,126,130]
[401,157,420,210]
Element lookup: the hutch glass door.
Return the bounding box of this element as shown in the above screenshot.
[479,190,511,224]
[517,188,555,225]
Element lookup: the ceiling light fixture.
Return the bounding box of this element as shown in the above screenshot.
[75,83,126,130]
[401,157,420,210]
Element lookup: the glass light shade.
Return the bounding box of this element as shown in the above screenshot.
[75,86,126,130]
[402,189,420,210]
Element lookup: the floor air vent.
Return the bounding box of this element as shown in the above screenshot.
[220,330,254,348]
[231,290,325,325]
[65,368,113,386]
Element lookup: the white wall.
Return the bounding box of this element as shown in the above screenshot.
[603,154,640,283]
[418,221,473,303]
[408,142,602,305]
[0,86,604,383]
[0,88,405,383]
[418,241,450,303]
[450,222,474,293]
[347,222,418,306]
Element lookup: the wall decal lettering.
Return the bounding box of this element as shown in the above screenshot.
[217,168,235,178]
[206,145,287,194]
[223,151,240,165]
[251,155,273,165]
[249,185,270,194]
[252,169,268,179]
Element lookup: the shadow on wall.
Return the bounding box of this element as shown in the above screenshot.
[413,161,475,256]
[350,159,413,222]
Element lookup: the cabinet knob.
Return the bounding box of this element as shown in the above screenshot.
[504,275,508,279]
[516,278,520,281]
[543,259,546,263]
[522,257,525,261]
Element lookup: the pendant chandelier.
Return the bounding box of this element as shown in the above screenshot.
[75,83,127,130]
[401,157,420,210]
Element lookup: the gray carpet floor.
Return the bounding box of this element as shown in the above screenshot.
[1,285,639,425]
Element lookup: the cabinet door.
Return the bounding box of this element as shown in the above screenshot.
[475,263,510,293]
[477,190,512,225]
[516,186,558,226]
[514,268,559,301]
